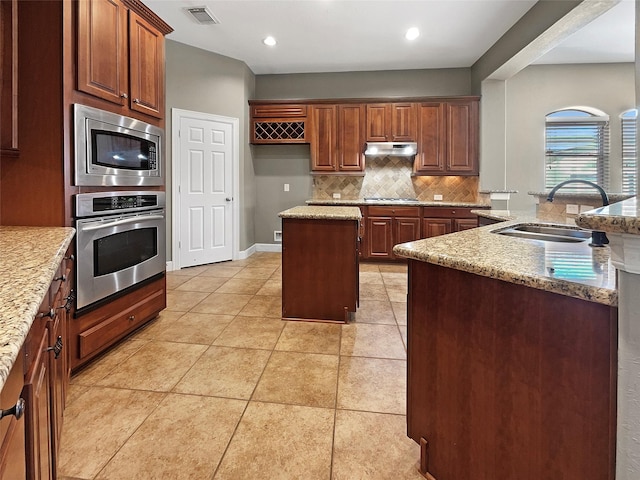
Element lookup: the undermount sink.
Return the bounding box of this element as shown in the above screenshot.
[493,224,591,243]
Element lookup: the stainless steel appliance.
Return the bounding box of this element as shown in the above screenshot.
[74,104,164,186]
[75,191,166,311]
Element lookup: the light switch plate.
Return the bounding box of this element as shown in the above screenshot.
[284,183,290,192]
[433,194,443,201]
[333,193,341,199]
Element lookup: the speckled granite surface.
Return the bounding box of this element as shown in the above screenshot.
[529,191,633,204]
[0,226,75,391]
[395,212,616,306]
[307,199,488,208]
[576,196,640,235]
[279,206,362,221]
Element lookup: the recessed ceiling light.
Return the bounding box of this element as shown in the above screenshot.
[263,36,277,47]
[405,27,420,41]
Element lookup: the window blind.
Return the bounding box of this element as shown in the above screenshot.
[545,117,609,191]
[621,113,637,195]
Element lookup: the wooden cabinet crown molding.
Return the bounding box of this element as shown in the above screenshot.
[121,0,173,34]
[249,96,480,106]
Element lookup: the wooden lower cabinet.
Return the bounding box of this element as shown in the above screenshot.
[0,351,25,479]
[23,319,53,480]
[282,217,359,322]
[365,206,421,260]
[70,275,166,370]
[422,207,485,238]
[407,261,617,480]
[422,218,452,238]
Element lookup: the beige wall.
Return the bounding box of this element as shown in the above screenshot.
[499,63,634,210]
[165,40,256,257]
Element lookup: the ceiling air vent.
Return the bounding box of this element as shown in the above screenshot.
[186,7,220,25]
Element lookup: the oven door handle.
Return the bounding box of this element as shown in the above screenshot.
[80,215,165,232]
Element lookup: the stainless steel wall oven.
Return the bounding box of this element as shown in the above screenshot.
[75,191,166,311]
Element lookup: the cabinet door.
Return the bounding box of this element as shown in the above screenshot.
[415,103,446,174]
[337,104,365,172]
[391,103,417,141]
[395,217,421,245]
[366,217,393,259]
[47,305,66,464]
[454,218,478,232]
[309,105,337,172]
[77,0,128,105]
[129,10,164,118]
[422,218,452,238]
[447,101,478,174]
[0,351,25,479]
[365,104,390,141]
[24,325,53,480]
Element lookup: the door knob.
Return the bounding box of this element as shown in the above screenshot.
[225,197,232,202]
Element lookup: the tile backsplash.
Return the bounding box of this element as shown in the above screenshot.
[312,156,482,202]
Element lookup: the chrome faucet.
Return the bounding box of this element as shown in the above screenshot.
[546,180,609,247]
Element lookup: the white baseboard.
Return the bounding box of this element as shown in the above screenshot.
[237,244,256,260]
[255,243,282,253]
[166,261,174,272]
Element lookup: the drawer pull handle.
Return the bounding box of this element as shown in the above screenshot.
[133,98,140,104]
[64,254,75,261]
[121,93,128,99]
[46,336,63,359]
[54,274,66,282]
[128,315,136,322]
[0,398,25,421]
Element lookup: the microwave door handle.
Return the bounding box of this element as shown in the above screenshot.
[81,215,165,232]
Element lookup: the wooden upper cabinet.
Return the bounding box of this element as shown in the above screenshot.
[365,104,389,141]
[0,0,19,156]
[366,103,417,142]
[446,101,478,174]
[77,0,169,119]
[309,104,365,173]
[415,99,478,176]
[415,102,446,173]
[128,10,164,117]
[77,0,128,106]
[337,104,365,172]
[309,105,337,172]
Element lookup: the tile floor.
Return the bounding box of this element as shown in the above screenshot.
[58,252,424,480]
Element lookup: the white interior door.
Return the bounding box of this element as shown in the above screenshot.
[177,113,235,268]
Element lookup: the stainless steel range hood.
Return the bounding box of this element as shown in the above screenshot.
[364,142,417,157]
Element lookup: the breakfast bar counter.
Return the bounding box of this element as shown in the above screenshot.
[394,209,618,480]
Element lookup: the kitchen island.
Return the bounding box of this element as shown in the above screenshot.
[279,206,361,323]
[394,213,617,480]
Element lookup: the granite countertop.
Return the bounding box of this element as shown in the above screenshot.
[0,226,76,391]
[307,199,489,208]
[576,196,640,235]
[279,205,362,221]
[528,191,633,204]
[394,210,616,306]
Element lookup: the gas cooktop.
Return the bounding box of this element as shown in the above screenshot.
[364,197,420,203]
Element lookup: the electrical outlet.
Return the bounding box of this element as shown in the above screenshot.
[433,194,443,201]
[332,193,341,199]
[284,183,290,192]
[565,204,579,214]
[580,205,595,213]
[274,231,282,242]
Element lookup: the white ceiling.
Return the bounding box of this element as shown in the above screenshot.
[143,0,634,75]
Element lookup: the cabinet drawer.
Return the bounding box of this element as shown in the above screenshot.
[422,207,477,218]
[251,104,307,118]
[368,206,421,217]
[78,287,164,360]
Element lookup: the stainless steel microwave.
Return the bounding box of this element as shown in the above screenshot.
[74,104,164,186]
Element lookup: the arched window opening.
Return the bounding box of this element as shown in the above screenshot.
[545,108,610,191]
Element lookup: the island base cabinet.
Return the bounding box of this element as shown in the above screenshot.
[282,218,359,322]
[0,351,25,479]
[407,261,616,480]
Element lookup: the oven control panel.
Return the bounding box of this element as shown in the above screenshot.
[75,191,166,218]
